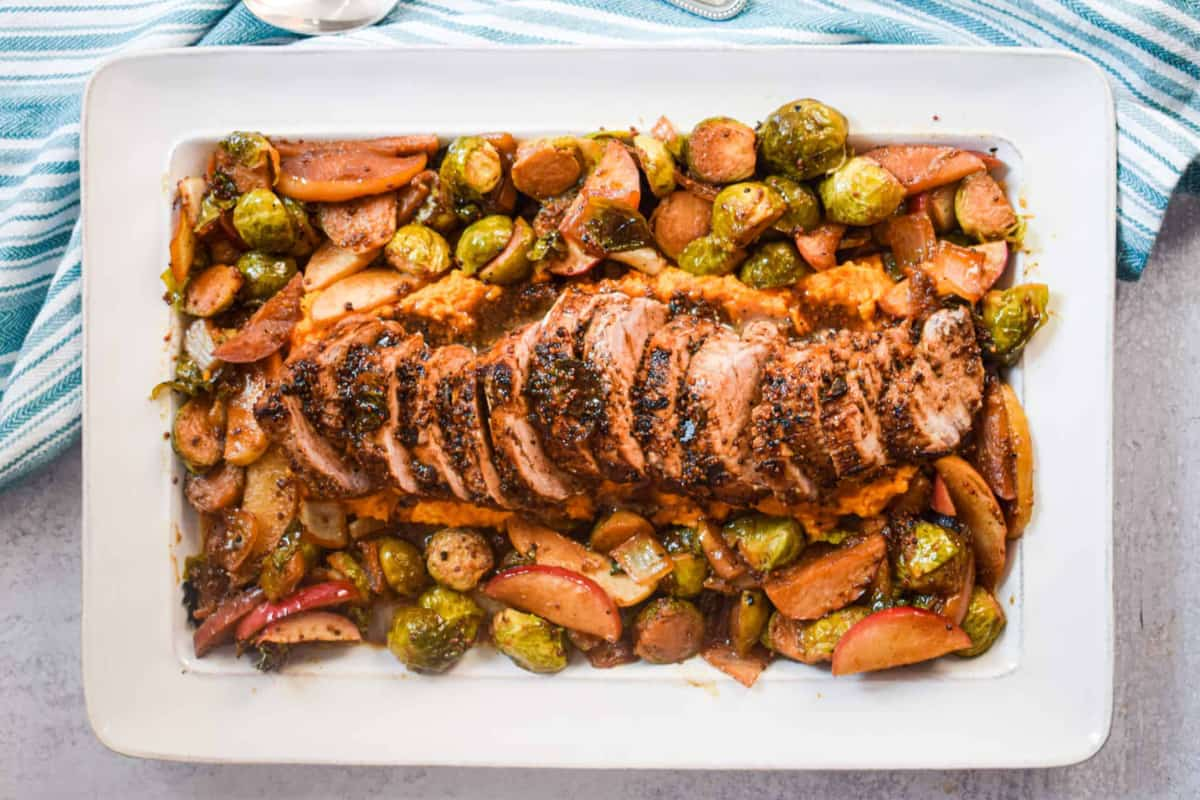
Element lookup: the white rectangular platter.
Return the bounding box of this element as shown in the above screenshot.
[82,45,1114,769]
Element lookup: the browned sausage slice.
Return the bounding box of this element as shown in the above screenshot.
[213,273,304,363]
[764,534,886,620]
[512,139,583,200]
[651,190,712,259]
[317,192,398,254]
[183,264,243,318]
[632,598,705,664]
[184,461,246,513]
[793,223,846,271]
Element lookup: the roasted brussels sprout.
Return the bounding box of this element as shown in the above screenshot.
[687,117,757,184]
[259,521,319,602]
[657,526,708,598]
[955,170,1020,242]
[818,156,906,226]
[738,240,811,289]
[440,136,503,212]
[956,586,1007,657]
[378,536,429,597]
[580,200,653,255]
[980,283,1050,366]
[455,215,513,276]
[891,520,970,594]
[235,251,297,301]
[632,133,677,197]
[414,175,459,234]
[676,234,746,276]
[633,597,705,664]
[327,551,371,601]
[387,605,473,673]
[281,197,321,258]
[762,606,871,664]
[417,585,485,641]
[729,590,770,656]
[232,189,296,253]
[765,175,822,235]
[721,514,804,573]
[710,182,787,246]
[491,608,569,674]
[425,527,494,592]
[220,131,274,170]
[478,216,535,285]
[385,223,452,276]
[757,99,849,181]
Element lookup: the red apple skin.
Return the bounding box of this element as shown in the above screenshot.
[931,474,956,516]
[831,607,972,676]
[485,565,622,642]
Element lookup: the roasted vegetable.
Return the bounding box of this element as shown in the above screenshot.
[491,608,569,674]
[687,117,757,184]
[425,527,494,592]
[387,605,473,673]
[710,181,786,246]
[763,606,871,664]
[738,240,810,289]
[721,514,804,573]
[455,215,513,275]
[657,526,708,599]
[632,133,677,197]
[378,536,430,597]
[980,283,1050,365]
[765,175,822,234]
[891,519,970,594]
[478,216,535,285]
[172,395,225,470]
[590,509,655,553]
[632,597,705,664]
[756,99,848,180]
[440,135,503,216]
[955,170,1019,242]
[579,199,653,255]
[235,251,297,302]
[610,531,672,586]
[259,521,318,602]
[326,551,371,601]
[232,189,296,253]
[819,156,906,226]
[676,234,746,276]
[956,586,1007,657]
[729,590,770,656]
[299,499,348,549]
[281,196,320,257]
[385,223,452,277]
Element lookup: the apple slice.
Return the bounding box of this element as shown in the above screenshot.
[934,455,1008,591]
[235,580,359,642]
[999,381,1035,539]
[764,534,886,621]
[831,607,971,676]
[484,565,622,642]
[941,554,975,626]
[931,473,956,516]
[861,145,987,195]
[254,611,362,645]
[507,517,654,606]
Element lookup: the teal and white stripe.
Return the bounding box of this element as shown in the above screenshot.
[1,0,1197,491]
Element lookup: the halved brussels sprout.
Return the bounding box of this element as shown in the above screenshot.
[414,174,459,234]
[327,551,371,601]
[387,605,473,673]
[491,608,569,674]
[232,188,296,253]
[892,520,970,594]
[721,514,804,573]
[478,216,535,285]
[220,131,275,170]
[657,525,708,598]
[711,181,787,246]
[455,215,513,276]
[632,133,677,198]
[955,170,1020,242]
[417,585,485,641]
[378,536,429,597]
[385,223,452,277]
[425,527,494,592]
[236,251,297,301]
[281,196,320,258]
[819,156,906,226]
[440,136,503,209]
[765,175,822,235]
[762,606,871,663]
[980,283,1050,366]
[580,199,653,255]
[757,99,849,181]
[172,395,225,471]
[676,234,746,276]
[738,240,811,289]
[259,521,319,602]
[956,586,1007,657]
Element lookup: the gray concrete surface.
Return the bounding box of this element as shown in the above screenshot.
[2,193,1197,799]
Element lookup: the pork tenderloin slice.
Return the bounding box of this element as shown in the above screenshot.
[632,314,720,491]
[582,294,668,483]
[434,353,512,508]
[409,345,475,500]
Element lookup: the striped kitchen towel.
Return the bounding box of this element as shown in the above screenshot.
[0,1,1197,491]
